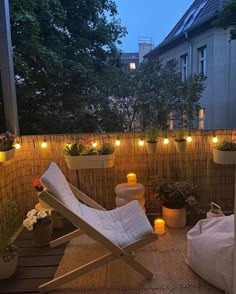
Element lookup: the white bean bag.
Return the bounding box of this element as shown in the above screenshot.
[186,215,234,293]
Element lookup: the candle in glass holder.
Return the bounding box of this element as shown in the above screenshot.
[127,173,137,184]
[154,218,165,235]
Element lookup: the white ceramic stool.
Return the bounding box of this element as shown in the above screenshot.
[115,182,145,211]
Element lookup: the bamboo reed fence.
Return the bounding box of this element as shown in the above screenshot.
[0,130,235,228]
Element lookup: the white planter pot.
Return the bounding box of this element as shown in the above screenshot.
[146,142,158,154]
[0,148,15,162]
[174,141,187,153]
[162,206,186,228]
[0,255,18,280]
[213,148,236,165]
[64,153,115,169]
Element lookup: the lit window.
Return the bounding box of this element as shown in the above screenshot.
[198,46,207,75]
[130,63,136,70]
[181,54,188,81]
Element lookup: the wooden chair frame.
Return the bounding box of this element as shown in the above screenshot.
[39,184,158,293]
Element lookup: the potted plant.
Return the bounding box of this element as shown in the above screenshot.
[64,142,115,169]
[0,200,18,280]
[174,129,187,153]
[0,131,15,162]
[23,208,52,247]
[213,141,236,164]
[154,179,198,228]
[145,128,159,154]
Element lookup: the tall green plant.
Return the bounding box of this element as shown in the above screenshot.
[146,128,159,143]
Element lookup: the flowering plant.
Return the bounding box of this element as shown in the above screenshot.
[154,179,198,209]
[23,208,52,231]
[0,131,15,151]
[33,178,44,192]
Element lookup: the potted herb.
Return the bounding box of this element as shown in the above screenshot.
[64,142,115,169]
[213,141,236,164]
[154,179,198,228]
[0,131,15,162]
[0,200,18,280]
[174,129,187,153]
[23,208,52,247]
[145,128,159,154]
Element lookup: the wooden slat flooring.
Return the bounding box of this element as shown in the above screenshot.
[0,219,74,293]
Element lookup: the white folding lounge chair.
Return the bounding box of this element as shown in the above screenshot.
[38,162,157,293]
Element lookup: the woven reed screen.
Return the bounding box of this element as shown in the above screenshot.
[0,130,235,227]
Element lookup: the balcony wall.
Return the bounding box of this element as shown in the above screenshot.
[0,130,235,227]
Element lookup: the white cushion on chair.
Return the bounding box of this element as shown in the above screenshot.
[186,215,234,293]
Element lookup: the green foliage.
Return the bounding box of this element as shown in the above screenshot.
[213,0,236,40]
[174,129,186,142]
[86,148,98,156]
[0,200,18,261]
[153,179,198,209]
[215,141,236,151]
[64,143,85,156]
[146,128,160,143]
[98,143,115,155]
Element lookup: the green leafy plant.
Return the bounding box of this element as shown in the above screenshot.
[215,141,236,151]
[64,143,85,156]
[146,128,160,143]
[98,143,115,155]
[174,129,186,142]
[153,178,198,209]
[0,131,15,151]
[0,200,18,262]
[85,148,98,155]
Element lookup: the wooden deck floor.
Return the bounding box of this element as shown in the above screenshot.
[0,221,74,293]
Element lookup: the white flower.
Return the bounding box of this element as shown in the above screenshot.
[37,211,47,219]
[27,209,37,217]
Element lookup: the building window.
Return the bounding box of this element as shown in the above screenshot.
[181,54,188,80]
[130,63,136,70]
[198,46,207,75]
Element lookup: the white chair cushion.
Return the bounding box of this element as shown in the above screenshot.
[186,215,234,293]
[40,162,82,216]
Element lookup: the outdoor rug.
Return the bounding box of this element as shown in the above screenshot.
[52,227,223,294]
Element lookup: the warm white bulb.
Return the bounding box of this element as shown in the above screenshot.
[41,141,47,148]
[15,142,21,149]
[212,136,218,143]
[139,139,144,146]
[115,139,120,146]
[187,136,192,143]
[163,138,169,145]
[92,141,97,148]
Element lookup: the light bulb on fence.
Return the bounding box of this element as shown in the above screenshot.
[212,136,218,143]
[163,138,169,145]
[92,141,97,148]
[187,136,192,143]
[138,139,144,146]
[115,139,121,146]
[15,142,21,149]
[41,140,47,148]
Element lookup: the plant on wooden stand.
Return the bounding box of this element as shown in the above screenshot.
[0,200,18,280]
[154,178,198,228]
[145,128,159,154]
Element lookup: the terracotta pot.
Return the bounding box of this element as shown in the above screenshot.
[162,206,186,228]
[0,148,15,162]
[33,221,53,247]
[64,153,115,169]
[146,142,158,154]
[0,255,18,280]
[213,148,236,165]
[174,141,187,153]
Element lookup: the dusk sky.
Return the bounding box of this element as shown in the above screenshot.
[115,0,194,52]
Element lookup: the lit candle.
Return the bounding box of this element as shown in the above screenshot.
[154,218,165,235]
[127,173,137,184]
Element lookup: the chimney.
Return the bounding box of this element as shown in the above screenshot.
[138,37,153,64]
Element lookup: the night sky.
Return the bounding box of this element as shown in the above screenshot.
[115,0,194,52]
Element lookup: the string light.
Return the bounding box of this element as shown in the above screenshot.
[115,138,121,146]
[138,139,144,146]
[163,138,169,145]
[212,136,218,143]
[15,141,21,149]
[92,141,97,148]
[41,139,47,148]
[187,135,192,143]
